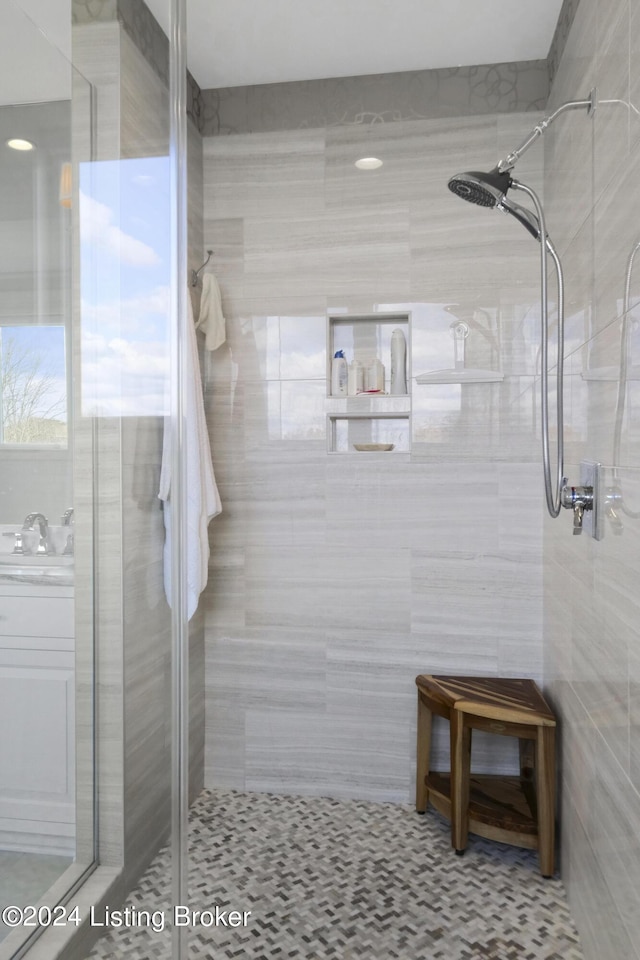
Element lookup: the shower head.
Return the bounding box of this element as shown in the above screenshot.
[447,166,512,208]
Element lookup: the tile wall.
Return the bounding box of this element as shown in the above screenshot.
[201,108,547,801]
[541,0,640,957]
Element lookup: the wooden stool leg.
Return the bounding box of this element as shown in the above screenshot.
[535,725,556,877]
[450,709,471,854]
[415,692,433,813]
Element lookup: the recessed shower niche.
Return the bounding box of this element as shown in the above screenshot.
[326,313,411,454]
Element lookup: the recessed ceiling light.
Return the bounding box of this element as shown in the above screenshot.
[355,157,383,170]
[7,138,35,151]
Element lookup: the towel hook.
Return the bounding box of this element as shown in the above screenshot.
[191,249,213,287]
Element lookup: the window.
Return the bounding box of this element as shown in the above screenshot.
[0,324,67,445]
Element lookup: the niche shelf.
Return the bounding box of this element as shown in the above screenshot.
[327,412,410,455]
[326,312,411,453]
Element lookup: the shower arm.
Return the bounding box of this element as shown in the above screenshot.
[510,178,565,518]
[497,93,596,174]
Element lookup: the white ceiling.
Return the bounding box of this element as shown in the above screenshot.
[147,0,565,90]
[1,0,564,100]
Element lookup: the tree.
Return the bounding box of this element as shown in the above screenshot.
[0,332,67,443]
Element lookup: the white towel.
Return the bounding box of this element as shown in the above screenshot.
[159,289,222,619]
[195,273,226,351]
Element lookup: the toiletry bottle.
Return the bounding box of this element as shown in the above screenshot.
[390,328,407,395]
[364,358,385,392]
[348,360,364,395]
[331,350,348,396]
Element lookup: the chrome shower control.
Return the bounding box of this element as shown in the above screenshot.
[560,461,602,539]
[561,483,593,534]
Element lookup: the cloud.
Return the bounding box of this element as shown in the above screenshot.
[80,286,170,340]
[80,191,160,267]
[81,328,169,416]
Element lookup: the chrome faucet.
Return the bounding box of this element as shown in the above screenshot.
[61,508,74,526]
[22,512,48,537]
[22,512,49,553]
[560,484,593,535]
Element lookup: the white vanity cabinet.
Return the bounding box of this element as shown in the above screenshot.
[0,583,75,856]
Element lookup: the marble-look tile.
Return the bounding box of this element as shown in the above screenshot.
[205,627,327,711]
[326,457,429,549]
[411,377,538,463]
[241,380,327,462]
[203,128,326,220]
[593,0,630,206]
[594,149,640,336]
[187,120,204,296]
[553,682,597,844]
[544,0,597,255]
[325,115,499,211]
[202,217,244,280]
[589,734,640,950]
[630,0,640,150]
[203,545,246,629]
[569,584,629,774]
[564,800,639,960]
[243,206,411,300]
[244,710,411,802]
[120,30,168,159]
[498,461,544,552]
[207,306,327,385]
[411,548,542,660]
[548,0,583,88]
[555,194,594,325]
[203,698,246,790]
[189,607,206,801]
[244,544,411,633]
[200,65,552,834]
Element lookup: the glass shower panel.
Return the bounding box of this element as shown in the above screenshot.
[0,2,95,958]
[75,0,187,957]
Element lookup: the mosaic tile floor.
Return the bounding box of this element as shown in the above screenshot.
[86,789,583,960]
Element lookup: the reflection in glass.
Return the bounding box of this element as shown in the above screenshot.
[0,3,95,955]
[0,325,67,444]
[80,157,171,418]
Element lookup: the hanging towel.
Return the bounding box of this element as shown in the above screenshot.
[159,289,222,620]
[195,273,226,351]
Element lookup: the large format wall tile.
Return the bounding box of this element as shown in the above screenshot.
[202,108,544,801]
[544,0,640,956]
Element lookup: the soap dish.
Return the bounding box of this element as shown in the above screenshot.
[353,443,395,452]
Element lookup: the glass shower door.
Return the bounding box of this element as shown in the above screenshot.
[0,3,95,957]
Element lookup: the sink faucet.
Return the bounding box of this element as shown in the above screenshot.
[61,508,74,526]
[22,513,49,554]
[22,512,49,537]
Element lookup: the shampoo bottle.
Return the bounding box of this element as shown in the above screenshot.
[331,350,348,396]
[390,328,407,395]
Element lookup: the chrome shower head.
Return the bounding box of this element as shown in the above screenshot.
[447,166,512,208]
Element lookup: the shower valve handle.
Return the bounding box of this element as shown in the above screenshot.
[560,483,594,534]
